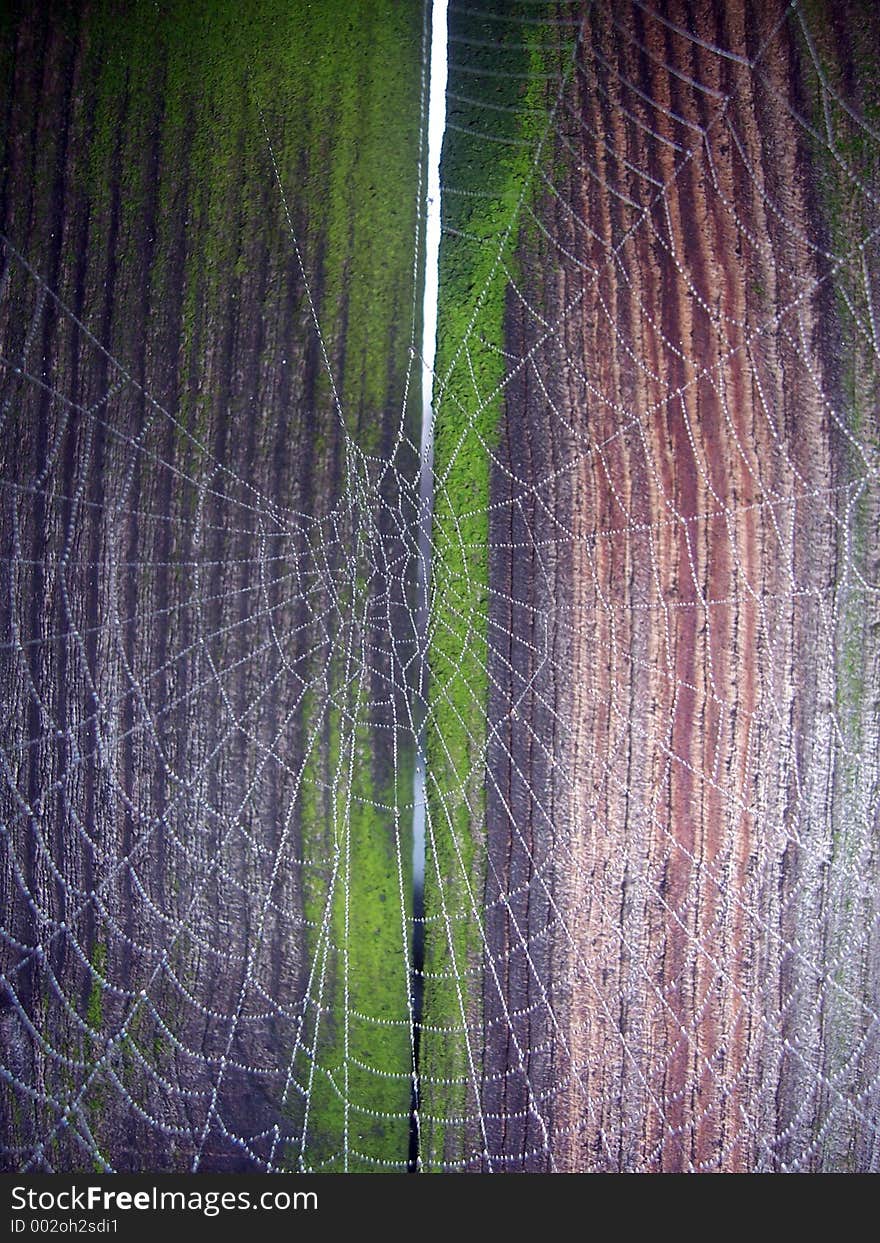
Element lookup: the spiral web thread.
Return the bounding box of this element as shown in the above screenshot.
[1,0,879,1173]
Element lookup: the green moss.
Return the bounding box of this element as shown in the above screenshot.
[86,941,107,1034]
[793,1,879,1168]
[797,5,878,795]
[74,0,424,453]
[286,575,415,1170]
[26,0,425,1171]
[72,940,109,1159]
[421,2,575,1169]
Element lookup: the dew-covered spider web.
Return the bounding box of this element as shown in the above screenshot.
[1,0,879,1174]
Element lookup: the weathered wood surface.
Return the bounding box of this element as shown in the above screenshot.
[0,0,424,1172]
[2,0,877,1177]
[427,0,879,1171]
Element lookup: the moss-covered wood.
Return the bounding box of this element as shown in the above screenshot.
[0,0,424,1172]
[426,0,879,1172]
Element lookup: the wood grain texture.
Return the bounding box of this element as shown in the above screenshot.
[434,0,879,1171]
[0,0,424,1172]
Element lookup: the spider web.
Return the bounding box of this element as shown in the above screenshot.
[1,0,879,1175]
[418,0,880,1172]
